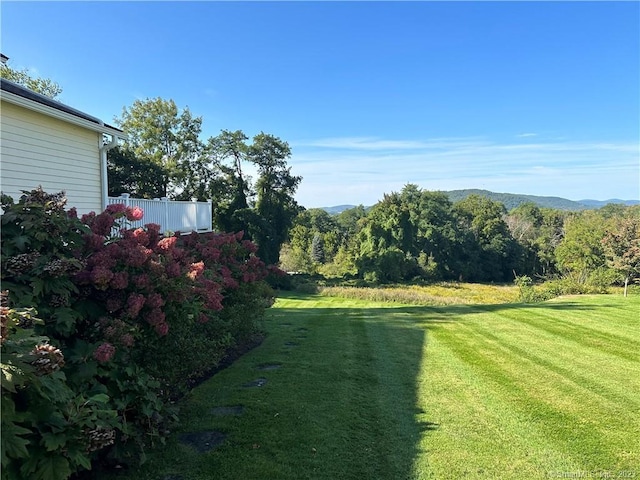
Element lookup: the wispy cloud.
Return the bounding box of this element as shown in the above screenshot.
[517,133,537,138]
[295,136,487,151]
[289,136,640,207]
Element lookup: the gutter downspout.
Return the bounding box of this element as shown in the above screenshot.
[99,134,121,211]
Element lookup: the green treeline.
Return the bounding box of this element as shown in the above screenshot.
[280,184,640,289]
[105,98,639,291]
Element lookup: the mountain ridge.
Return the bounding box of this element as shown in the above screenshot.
[317,190,639,214]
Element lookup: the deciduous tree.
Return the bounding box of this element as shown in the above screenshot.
[555,210,607,283]
[107,146,167,199]
[115,98,205,197]
[453,194,521,282]
[1,62,62,98]
[602,210,640,296]
[249,133,302,265]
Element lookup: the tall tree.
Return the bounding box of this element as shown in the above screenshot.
[1,62,62,99]
[107,146,168,198]
[355,185,460,282]
[311,234,326,264]
[206,130,253,232]
[115,98,205,198]
[454,194,521,282]
[248,133,302,265]
[555,210,607,283]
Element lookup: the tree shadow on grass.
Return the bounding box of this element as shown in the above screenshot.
[263,294,606,479]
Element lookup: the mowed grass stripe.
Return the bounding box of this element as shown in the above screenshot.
[417,333,584,479]
[444,308,640,409]
[495,302,639,359]
[427,300,639,406]
[421,297,640,477]
[433,326,631,471]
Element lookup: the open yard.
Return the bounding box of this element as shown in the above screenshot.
[106,293,639,480]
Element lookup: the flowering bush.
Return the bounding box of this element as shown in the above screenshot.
[1,188,275,476]
[1,292,118,480]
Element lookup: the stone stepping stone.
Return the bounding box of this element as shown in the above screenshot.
[242,377,267,387]
[295,327,308,332]
[178,431,227,453]
[284,341,299,347]
[256,363,282,371]
[280,322,292,327]
[210,405,244,416]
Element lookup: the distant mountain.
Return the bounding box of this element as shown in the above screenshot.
[320,205,358,214]
[577,199,640,208]
[319,191,639,214]
[444,189,589,211]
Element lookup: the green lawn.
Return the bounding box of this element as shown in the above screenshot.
[105,293,639,480]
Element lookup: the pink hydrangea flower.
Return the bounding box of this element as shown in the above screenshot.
[157,237,177,252]
[145,308,165,327]
[126,293,146,318]
[105,204,127,215]
[84,233,105,251]
[187,261,205,280]
[166,261,181,278]
[93,343,116,363]
[125,206,144,222]
[110,271,129,290]
[154,321,169,336]
[90,266,114,289]
[91,213,116,236]
[133,274,150,289]
[132,228,149,246]
[146,293,165,309]
[81,212,96,224]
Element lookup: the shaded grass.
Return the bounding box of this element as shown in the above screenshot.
[102,293,639,479]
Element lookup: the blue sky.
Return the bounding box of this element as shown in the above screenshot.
[2,1,639,207]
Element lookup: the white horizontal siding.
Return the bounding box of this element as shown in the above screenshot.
[1,101,103,214]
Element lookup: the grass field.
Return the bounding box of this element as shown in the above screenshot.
[105,292,639,480]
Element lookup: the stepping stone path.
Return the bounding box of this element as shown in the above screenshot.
[242,377,268,387]
[256,363,282,371]
[171,328,305,470]
[178,431,227,453]
[209,405,244,416]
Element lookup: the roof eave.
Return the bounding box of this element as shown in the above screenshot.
[0,84,127,141]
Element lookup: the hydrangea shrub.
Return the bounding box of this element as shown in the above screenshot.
[1,188,275,477]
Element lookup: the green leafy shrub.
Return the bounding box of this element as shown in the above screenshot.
[514,275,537,303]
[1,292,118,480]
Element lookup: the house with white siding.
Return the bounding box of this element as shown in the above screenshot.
[1,77,212,232]
[0,78,126,214]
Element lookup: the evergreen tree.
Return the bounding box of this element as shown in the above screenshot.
[311,234,325,264]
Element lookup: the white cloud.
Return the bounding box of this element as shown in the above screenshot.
[517,133,537,138]
[289,135,640,207]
